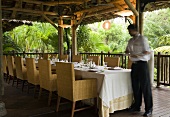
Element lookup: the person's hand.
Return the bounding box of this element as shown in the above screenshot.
[130,54,139,58]
[143,51,150,55]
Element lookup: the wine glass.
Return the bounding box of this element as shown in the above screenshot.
[104,62,107,69]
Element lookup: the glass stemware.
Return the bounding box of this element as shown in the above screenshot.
[104,62,107,69]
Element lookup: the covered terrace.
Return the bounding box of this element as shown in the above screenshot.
[1,0,170,117]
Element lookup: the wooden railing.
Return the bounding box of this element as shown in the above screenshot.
[4,51,59,58]
[4,51,170,87]
[79,52,128,67]
[155,52,170,87]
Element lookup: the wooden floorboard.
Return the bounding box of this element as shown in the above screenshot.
[3,82,170,117]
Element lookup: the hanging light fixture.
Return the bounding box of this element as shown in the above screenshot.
[102,20,111,30]
[57,0,72,28]
[58,16,72,28]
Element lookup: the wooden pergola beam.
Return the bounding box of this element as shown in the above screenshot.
[124,0,139,16]
[114,4,125,11]
[84,3,134,18]
[11,0,22,18]
[13,0,89,6]
[155,0,170,1]
[42,14,58,29]
[74,0,135,15]
[2,7,58,16]
[75,13,86,28]
[74,0,125,15]
[85,7,119,18]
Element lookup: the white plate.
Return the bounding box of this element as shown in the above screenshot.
[113,67,123,70]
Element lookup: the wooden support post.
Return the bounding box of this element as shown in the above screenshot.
[0,0,4,97]
[72,18,77,55]
[58,19,64,55]
[139,12,144,35]
[135,0,140,31]
[157,52,161,87]
[0,2,7,117]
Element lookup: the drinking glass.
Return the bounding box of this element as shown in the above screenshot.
[104,62,107,69]
[80,60,84,65]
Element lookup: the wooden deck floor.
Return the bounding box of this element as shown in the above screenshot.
[3,82,170,117]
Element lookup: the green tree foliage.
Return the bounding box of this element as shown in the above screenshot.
[48,32,58,52]
[3,32,20,52]
[63,28,71,53]
[158,34,170,47]
[8,22,58,52]
[88,19,130,53]
[77,25,92,52]
[154,46,170,54]
[144,8,170,49]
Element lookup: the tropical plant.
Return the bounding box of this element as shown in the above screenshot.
[3,32,20,52]
[144,8,170,49]
[154,46,170,54]
[88,19,130,53]
[8,22,58,52]
[77,25,92,52]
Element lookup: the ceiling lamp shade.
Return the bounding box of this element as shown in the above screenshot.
[58,16,72,28]
[102,20,111,30]
[58,24,72,28]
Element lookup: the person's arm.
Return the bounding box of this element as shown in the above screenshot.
[125,47,129,54]
[131,36,150,58]
[125,40,131,54]
[140,36,151,55]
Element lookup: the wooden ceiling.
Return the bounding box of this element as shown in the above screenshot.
[1,0,170,31]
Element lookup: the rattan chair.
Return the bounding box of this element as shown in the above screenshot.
[38,59,57,106]
[104,56,120,67]
[15,56,27,91]
[26,58,40,96]
[59,55,68,61]
[56,62,97,117]
[72,55,82,63]
[6,55,17,86]
[87,56,100,65]
[42,53,49,60]
[50,54,58,60]
[3,55,8,82]
[127,58,132,69]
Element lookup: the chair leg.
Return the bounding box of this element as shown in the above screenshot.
[8,75,11,84]
[27,83,30,94]
[71,102,76,117]
[9,76,15,86]
[94,97,98,115]
[12,76,17,86]
[6,73,9,82]
[48,91,52,106]
[4,73,8,82]
[22,80,26,92]
[34,85,37,98]
[38,88,42,100]
[16,79,19,88]
[56,96,61,112]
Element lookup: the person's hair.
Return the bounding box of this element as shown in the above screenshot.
[127,24,137,30]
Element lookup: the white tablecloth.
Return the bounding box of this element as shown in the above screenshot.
[75,67,133,117]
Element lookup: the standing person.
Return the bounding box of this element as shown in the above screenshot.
[125,24,153,116]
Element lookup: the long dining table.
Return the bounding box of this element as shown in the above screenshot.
[31,59,133,117]
[74,65,133,117]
